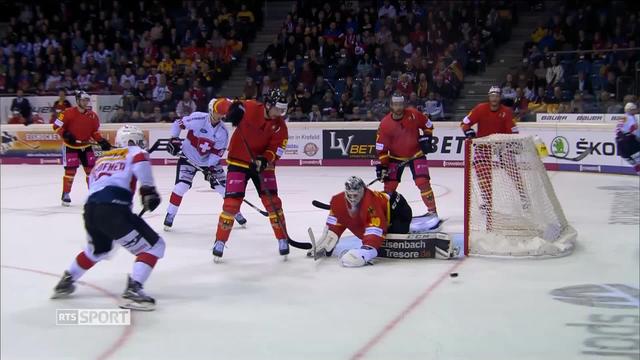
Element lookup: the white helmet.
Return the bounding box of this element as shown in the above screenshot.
[624,102,637,113]
[488,86,501,95]
[115,125,146,148]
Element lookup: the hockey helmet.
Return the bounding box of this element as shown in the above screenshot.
[115,125,146,148]
[344,176,366,206]
[265,88,288,115]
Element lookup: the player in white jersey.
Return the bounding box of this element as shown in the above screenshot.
[616,102,640,175]
[163,98,247,230]
[51,125,164,311]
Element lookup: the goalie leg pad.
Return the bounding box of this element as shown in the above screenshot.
[341,246,378,267]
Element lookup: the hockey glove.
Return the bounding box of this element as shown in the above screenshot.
[139,186,161,212]
[418,135,436,154]
[376,164,389,181]
[464,128,477,139]
[227,101,245,127]
[204,166,225,188]
[62,131,76,144]
[251,156,268,173]
[167,137,182,156]
[97,138,112,151]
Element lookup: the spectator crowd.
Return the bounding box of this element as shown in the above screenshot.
[2,0,262,124]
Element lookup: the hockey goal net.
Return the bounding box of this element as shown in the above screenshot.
[463,134,577,257]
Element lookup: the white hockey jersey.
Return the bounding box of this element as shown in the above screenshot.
[616,114,639,138]
[171,112,229,168]
[87,146,155,205]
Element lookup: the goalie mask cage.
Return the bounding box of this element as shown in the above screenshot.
[463,134,577,257]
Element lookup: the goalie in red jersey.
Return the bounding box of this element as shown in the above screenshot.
[313,176,413,267]
[375,93,439,220]
[211,89,290,261]
[460,86,526,227]
[52,91,112,206]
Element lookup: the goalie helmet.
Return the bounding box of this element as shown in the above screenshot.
[344,176,366,206]
[115,125,146,148]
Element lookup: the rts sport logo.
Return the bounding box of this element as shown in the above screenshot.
[551,136,569,158]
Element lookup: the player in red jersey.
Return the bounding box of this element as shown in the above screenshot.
[460,86,519,138]
[376,93,439,219]
[211,89,290,261]
[52,91,112,206]
[460,86,524,227]
[313,176,413,267]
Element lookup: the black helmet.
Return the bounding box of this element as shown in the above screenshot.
[265,88,288,113]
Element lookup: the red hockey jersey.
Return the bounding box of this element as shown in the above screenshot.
[376,107,433,165]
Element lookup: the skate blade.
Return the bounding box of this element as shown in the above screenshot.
[61,202,71,207]
[213,256,223,264]
[50,291,72,299]
[282,254,288,261]
[163,226,172,232]
[119,300,155,311]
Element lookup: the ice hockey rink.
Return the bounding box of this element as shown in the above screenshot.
[1,164,638,360]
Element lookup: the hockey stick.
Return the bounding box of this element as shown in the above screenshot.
[312,154,425,210]
[177,153,269,217]
[237,129,312,250]
[547,145,594,162]
[307,227,326,260]
[147,138,171,154]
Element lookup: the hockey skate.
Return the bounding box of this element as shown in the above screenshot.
[234,213,247,227]
[341,245,378,267]
[410,212,443,232]
[163,213,175,231]
[61,192,71,207]
[278,239,290,259]
[212,240,225,263]
[51,271,75,299]
[120,275,155,311]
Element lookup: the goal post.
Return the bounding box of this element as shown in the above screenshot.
[463,134,577,257]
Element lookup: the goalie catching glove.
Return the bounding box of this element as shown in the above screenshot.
[140,186,161,213]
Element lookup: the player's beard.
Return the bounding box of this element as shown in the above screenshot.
[391,107,404,120]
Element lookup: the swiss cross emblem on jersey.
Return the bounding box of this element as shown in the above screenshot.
[197,139,214,155]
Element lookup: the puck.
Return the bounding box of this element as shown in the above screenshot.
[449,272,459,278]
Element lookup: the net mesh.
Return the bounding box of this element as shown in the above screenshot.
[466,134,576,257]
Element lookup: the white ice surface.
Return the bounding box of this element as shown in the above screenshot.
[1,165,638,360]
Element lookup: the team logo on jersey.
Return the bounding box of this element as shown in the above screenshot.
[370,217,381,227]
[551,136,569,158]
[200,129,208,133]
